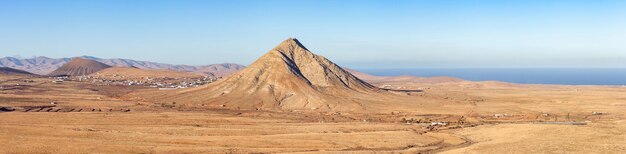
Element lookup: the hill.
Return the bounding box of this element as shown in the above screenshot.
[48,58,111,76]
[0,67,35,76]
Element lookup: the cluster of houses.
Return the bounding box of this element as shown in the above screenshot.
[50,75,219,89]
[51,75,70,84]
[379,84,408,90]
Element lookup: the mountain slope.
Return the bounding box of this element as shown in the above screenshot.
[48,58,111,76]
[140,38,386,111]
[0,67,35,76]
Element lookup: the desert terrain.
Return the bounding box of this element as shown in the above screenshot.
[1,39,625,153]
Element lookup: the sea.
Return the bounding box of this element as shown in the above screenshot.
[359,68,626,86]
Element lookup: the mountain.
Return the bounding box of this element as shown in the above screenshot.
[0,56,245,77]
[139,38,386,111]
[48,58,112,76]
[0,67,35,76]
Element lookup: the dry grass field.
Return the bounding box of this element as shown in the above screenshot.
[441,121,626,154]
[2,75,626,153]
[0,112,467,153]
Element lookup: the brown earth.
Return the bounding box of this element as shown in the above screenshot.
[1,74,625,153]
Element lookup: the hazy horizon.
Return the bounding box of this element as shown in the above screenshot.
[6,55,626,69]
[2,0,625,69]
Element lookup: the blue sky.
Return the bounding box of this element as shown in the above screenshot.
[1,0,625,68]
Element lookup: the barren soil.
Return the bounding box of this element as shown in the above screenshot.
[1,75,625,153]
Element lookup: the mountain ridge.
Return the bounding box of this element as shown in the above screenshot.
[0,56,245,77]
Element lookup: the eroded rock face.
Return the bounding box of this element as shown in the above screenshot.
[149,38,383,111]
[48,58,111,76]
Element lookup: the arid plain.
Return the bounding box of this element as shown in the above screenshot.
[1,39,625,153]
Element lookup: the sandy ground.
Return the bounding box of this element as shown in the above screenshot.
[0,112,465,153]
[441,120,626,153]
[2,76,626,153]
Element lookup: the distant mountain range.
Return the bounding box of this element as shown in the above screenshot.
[0,56,245,77]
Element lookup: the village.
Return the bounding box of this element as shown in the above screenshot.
[50,74,220,89]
